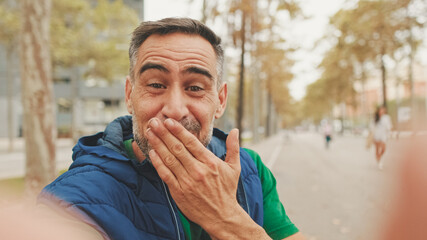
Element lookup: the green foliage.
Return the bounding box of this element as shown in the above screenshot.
[301,79,334,123]
[50,0,92,67]
[51,0,139,81]
[0,2,20,50]
[254,38,294,116]
[0,0,139,82]
[277,0,302,18]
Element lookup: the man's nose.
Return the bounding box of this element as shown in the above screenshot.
[161,88,189,121]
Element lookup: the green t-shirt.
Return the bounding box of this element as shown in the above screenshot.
[124,140,298,240]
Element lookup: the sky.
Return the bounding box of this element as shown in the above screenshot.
[142,0,426,101]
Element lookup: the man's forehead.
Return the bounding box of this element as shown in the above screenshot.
[138,33,215,54]
[135,33,218,77]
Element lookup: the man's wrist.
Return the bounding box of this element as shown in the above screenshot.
[203,206,271,240]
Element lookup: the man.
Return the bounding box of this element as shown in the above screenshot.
[39,17,304,240]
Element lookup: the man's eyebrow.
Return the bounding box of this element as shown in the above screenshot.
[184,66,213,80]
[139,62,169,75]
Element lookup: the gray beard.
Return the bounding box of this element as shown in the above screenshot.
[132,114,213,162]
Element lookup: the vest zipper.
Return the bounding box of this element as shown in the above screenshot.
[161,180,182,240]
[241,181,251,216]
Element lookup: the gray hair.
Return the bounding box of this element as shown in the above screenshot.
[128,17,224,88]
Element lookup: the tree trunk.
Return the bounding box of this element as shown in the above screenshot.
[71,67,81,143]
[380,52,387,108]
[408,28,416,132]
[361,69,368,127]
[236,11,246,142]
[20,0,56,196]
[6,49,15,152]
[405,6,416,132]
[252,66,260,143]
[395,74,401,139]
[266,93,272,137]
[201,0,207,23]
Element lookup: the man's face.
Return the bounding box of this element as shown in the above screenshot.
[125,33,227,158]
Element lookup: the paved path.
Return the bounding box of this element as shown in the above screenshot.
[247,131,405,240]
[0,138,74,179]
[0,132,408,240]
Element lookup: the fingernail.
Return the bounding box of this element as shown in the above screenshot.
[164,118,174,128]
[149,118,159,128]
[149,149,157,159]
[146,128,153,137]
[149,149,155,156]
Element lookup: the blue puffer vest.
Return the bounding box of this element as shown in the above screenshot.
[38,116,263,240]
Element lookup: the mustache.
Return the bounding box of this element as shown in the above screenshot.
[178,118,201,134]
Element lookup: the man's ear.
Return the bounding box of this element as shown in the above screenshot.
[125,76,133,114]
[215,82,228,119]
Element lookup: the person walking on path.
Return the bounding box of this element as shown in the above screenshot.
[322,120,333,149]
[371,106,392,170]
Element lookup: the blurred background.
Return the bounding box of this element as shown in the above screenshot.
[0,0,426,239]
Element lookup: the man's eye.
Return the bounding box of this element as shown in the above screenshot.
[148,83,166,89]
[187,86,203,92]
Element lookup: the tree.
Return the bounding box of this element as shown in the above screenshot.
[254,37,295,134]
[0,0,139,193]
[50,0,138,81]
[396,0,426,130]
[250,0,300,135]
[302,0,426,127]
[301,78,334,124]
[327,0,416,107]
[197,0,301,139]
[50,0,138,140]
[87,0,139,81]
[20,0,56,195]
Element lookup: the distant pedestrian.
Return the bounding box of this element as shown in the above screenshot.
[371,106,392,169]
[322,120,333,149]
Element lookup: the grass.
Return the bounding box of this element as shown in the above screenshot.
[0,177,25,199]
[0,169,68,200]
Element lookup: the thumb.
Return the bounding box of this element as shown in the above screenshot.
[225,128,240,172]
